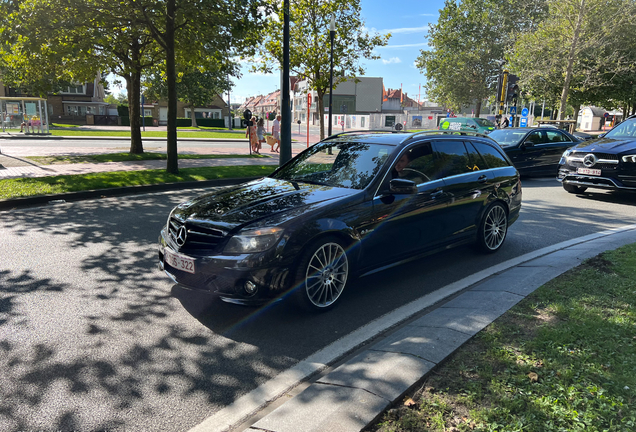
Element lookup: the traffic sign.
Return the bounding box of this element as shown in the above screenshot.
[520,117,528,127]
[521,107,529,117]
[604,112,610,118]
[509,106,517,115]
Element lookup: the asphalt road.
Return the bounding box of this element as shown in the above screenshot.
[1,179,635,432]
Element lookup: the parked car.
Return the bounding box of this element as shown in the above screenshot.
[537,123,595,141]
[488,127,581,176]
[438,117,496,134]
[159,131,522,311]
[557,115,636,194]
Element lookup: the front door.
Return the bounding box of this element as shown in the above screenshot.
[159,107,168,125]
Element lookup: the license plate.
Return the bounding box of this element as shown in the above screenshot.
[577,168,601,176]
[164,248,195,274]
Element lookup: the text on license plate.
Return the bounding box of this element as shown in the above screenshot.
[577,168,601,176]
[165,248,195,274]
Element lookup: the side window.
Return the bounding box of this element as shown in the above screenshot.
[391,143,436,184]
[546,131,569,142]
[465,142,486,171]
[472,142,510,168]
[431,141,474,178]
[525,131,544,145]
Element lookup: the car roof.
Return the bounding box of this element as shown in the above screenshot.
[324,130,496,146]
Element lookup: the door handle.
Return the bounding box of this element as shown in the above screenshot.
[430,190,444,199]
[477,175,488,183]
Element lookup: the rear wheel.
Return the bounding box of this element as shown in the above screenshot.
[563,183,587,194]
[477,203,508,253]
[293,236,349,311]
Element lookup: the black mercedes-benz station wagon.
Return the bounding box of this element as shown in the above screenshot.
[558,115,636,194]
[159,131,522,311]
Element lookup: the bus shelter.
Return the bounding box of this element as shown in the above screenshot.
[1,96,50,134]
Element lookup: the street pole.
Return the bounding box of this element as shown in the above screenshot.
[279,0,292,165]
[328,15,335,137]
[541,99,545,121]
[307,93,311,147]
[227,76,232,130]
[141,93,145,132]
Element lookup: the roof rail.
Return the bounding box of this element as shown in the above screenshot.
[401,129,495,143]
[322,129,406,140]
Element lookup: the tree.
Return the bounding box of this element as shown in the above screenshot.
[255,0,390,140]
[510,0,636,120]
[416,0,547,115]
[0,0,163,154]
[138,0,269,173]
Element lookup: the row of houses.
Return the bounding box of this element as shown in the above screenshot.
[238,77,443,127]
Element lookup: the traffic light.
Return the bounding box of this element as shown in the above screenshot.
[506,74,519,102]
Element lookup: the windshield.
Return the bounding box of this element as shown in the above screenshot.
[474,118,495,128]
[488,129,528,147]
[604,119,636,139]
[271,141,394,189]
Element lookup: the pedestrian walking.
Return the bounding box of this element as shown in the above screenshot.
[256,118,266,151]
[246,117,259,154]
[272,115,281,153]
[502,116,509,128]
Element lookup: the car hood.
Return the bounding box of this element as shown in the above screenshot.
[171,177,357,231]
[571,137,636,154]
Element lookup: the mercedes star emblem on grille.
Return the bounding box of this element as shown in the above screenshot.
[176,226,188,247]
[583,153,598,168]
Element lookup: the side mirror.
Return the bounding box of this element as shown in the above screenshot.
[389,178,417,194]
[521,140,534,148]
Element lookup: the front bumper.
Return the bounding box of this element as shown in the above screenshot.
[158,227,293,305]
[557,167,636,191]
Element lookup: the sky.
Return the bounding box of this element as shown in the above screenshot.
[111,0,447,103]
[229,0,446,104]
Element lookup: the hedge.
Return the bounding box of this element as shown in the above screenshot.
[120,116,155,126]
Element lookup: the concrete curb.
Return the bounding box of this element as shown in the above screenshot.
[0,177,258,211]
[187,224,636,432]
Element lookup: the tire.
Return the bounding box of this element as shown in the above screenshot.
[563,183,587,194]
[476,203,508,253]
[293,236,350,311]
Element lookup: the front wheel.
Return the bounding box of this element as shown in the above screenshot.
[563,183,587,194]
[476,203,508,253]
[293,237,350,311]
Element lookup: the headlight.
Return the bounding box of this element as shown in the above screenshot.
[224,227,284,253]
[561,148,574,158]
[622,155,636,163]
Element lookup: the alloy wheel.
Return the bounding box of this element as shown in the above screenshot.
[304,242,349,308]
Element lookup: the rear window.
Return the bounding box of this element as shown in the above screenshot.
[472,142,510,168]
[474,118,495,128]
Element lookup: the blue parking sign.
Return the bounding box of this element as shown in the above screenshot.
[521,107,529,117]
[520,117,528,127]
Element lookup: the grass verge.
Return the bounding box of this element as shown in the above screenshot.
[25,152,268,164]
[371,244,636,432]
[0,165,275,200]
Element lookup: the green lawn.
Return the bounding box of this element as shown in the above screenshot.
[372,244,636,432]
[25,152,268,164]
[0,165,275,200]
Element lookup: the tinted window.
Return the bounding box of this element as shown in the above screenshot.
[474,118,495,127]
[432,141,475,178]
[546,131,570,142]
[465,142,486,171]
[526,131,546,145]
[272,141,392,189]
[391,143,436,184]
[473,142,510,168]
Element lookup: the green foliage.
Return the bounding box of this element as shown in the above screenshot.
[255,0,390,139]
[509,0,636,116]
[417,0,546,112]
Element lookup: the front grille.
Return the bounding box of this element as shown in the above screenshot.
[570,152,619,161]
[566,160,618,170]
[168,217,226,252]
[567,152,619,170]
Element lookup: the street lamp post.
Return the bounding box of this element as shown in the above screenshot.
[328,15,335,137]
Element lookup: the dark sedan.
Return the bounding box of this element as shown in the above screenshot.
[558,115,636,194]
[489,127,581,176]
[159,131,522,311]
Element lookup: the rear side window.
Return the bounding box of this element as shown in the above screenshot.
[472,142,510,168]
[432,140,476,178]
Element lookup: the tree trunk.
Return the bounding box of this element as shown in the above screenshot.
[475,100,482,118]
[559,0,585,120]
[190,105,198,127]
[165,0,178,174]
[126,73,144,154]
[317,89,325,140]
